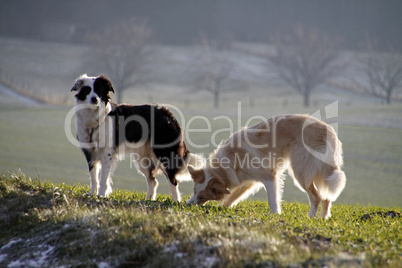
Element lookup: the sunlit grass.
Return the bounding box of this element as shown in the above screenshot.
[1,174,400,267]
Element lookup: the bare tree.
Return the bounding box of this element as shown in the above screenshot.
[268,27,343,107]
[358,52,402,104]
[195,34,236,109]
[89,18,153,103]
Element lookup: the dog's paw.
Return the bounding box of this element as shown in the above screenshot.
[308,212,318,218]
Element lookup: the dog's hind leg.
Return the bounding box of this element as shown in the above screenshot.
[165,169,181,202]
[135,158,159,200]
[288,155,321,218]
[306,184,321,218]
[320,199,331,219]
[159,161,182,202]
[146,166,159,200]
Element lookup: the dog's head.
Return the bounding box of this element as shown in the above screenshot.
[187,166,230,205]
[71,74,115,106]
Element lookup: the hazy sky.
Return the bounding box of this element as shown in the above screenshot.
[1,0,401,50]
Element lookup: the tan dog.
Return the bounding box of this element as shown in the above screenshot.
[187,114,346,218]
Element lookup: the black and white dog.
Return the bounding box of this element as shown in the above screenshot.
[71,74,203,201]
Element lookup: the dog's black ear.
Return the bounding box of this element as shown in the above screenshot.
[97,75,115,94]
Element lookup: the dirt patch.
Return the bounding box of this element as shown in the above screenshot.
[360,210,401,221]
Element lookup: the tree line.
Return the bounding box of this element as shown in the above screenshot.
[89,19,402,107]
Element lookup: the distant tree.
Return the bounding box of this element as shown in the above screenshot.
[268,27,344,107]
[89,18,153,103]
[358,50,402,105]
[195,34,236,109]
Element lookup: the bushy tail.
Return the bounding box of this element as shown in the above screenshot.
[319,128,346,201]
[176,153,206,182]
[315,169,346,201]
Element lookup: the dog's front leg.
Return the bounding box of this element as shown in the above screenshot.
[89,161,100,194]
[146,176,159,200]
[263,178,281,214]
[81,148,100,195]
[136,160,159,200]
[168,180,181,202]
[98,151,116,197]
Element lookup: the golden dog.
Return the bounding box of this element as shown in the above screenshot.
[187,114,346,218]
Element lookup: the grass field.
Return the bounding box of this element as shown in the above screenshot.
[0,102,401,207]
[0,175,400,267]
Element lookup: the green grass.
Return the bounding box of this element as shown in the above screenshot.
[1,105,402,207]
[0,174,400,267]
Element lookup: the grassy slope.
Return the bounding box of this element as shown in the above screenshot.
[0,175,400,267]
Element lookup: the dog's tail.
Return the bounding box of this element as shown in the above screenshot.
[296,118,346,201]
[318,125,346,201]
[315,169,346,201]
[176,153,206,182]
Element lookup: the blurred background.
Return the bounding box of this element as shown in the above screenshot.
[0,0,401,207]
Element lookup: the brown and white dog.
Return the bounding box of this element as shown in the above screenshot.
[187,114,346,218]
[71,74,203,200]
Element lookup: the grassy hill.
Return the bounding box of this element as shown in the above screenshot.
[0,174,400,267]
